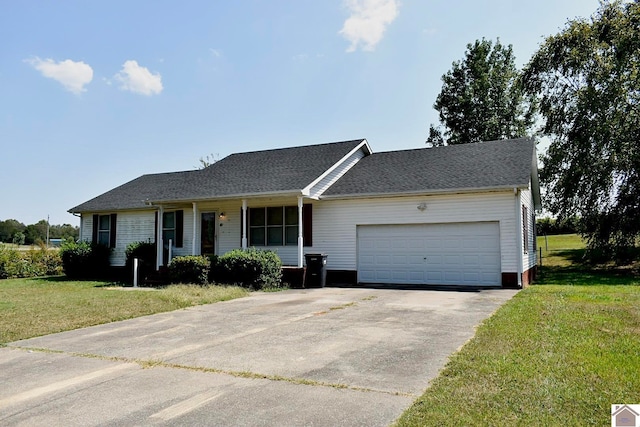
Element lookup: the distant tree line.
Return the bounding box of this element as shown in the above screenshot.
[535,217,580,236]
[0,219,79,246]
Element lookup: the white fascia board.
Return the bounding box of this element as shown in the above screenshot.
[149,190,304,206]
[319,185,527,200]
[301,139,371,197]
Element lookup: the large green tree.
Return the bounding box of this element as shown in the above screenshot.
[522,0,640,261]
[0,219,25,243]
[427,38,535,145]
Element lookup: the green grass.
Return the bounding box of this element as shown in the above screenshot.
[0,277,249,344]
[395,234,640,426]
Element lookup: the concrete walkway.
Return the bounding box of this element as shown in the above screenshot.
[1,287,517,426]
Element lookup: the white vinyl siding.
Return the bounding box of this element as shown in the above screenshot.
[312,192,518,273]
[82,211,156,267]
[194,198,302,266]
[520,186,537,272]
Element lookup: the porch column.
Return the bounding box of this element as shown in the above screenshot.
[192,202,198,255]
[241,199,248,249]
[156,206,164,270]
[297,196,304,268]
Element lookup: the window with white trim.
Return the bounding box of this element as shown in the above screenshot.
[249,206,299,246]
[98,215,111,246]
[522,205,529,253]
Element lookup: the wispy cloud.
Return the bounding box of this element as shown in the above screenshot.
[114,60,163,96]
[25,57,93,94]
[339,0,399,52]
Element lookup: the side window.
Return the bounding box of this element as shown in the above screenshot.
[98,215,111,246]
[92,213,116,248]
[522,205,529,253]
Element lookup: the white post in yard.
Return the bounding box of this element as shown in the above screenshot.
[168,239,173,265]
[297,196,303,268]
[133,258,139,288]
[241,199,248,250]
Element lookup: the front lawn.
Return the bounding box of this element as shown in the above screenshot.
[395,234,640,426]
[0,277,249,344]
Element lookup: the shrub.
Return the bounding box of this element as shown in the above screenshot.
[125,241,157,283]
[168,255,211,285]
[217,248,283,290]
[60,241,111,279]
[0,245,62,279]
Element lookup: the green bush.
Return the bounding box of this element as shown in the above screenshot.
[168,255,211,285]
[217,248,282,290]
[125,241,156,283]
[0,245,62,279]
[60,241,111,279]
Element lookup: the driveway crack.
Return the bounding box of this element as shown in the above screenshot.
[6,345,417,398]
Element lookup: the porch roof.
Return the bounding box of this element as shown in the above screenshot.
[69,139,366,213]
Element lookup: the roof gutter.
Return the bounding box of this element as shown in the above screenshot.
[319,184,530,200]
[68,190,306,214]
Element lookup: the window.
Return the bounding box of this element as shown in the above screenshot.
[92,213,116,248]
[522,205,529,253]
[163,212,175,245]
[98,215,110,246]
[248,205,312,246]
[161,210,184,248]
[532,212,537,252]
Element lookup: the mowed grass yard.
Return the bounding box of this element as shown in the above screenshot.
[395,234,640,426]
[0,278,248,344]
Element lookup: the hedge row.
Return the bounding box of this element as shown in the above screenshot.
[0,245,63,279]
[168,248,283,290]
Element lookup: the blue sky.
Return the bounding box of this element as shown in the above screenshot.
[1,0,600,226]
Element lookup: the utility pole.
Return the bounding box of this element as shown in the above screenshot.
[46,215,50,249]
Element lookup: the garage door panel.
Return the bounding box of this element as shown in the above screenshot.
[358,222,500,286]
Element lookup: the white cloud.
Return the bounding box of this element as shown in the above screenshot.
[26,57,93,94]
[339,0,399,52]
[114,60,163,96]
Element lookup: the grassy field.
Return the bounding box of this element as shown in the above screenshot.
[395,234,640,426]
[0,277,249,344]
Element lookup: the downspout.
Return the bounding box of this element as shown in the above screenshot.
[514,187,523,288]
[71,213,82,241]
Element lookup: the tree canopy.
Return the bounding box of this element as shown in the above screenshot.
[427,38,535,145]
[522,0,640,261]
[0,219,78,245]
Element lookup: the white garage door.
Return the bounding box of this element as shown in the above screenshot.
[357,222,501,286]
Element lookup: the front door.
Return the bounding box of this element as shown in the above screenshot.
[201,212,216,257]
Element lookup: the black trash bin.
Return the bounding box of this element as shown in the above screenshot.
[304,253,328,288]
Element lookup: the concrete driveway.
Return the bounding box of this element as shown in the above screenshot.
[0,287,517,426]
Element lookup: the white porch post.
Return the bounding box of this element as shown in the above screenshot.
[192,202,197,255]
[297,196,304,268]
[156,206,164,269]
[241,199,248,249]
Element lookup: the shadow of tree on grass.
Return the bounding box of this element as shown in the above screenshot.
[538,249,639,286]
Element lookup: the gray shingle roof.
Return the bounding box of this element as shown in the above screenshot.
[69,139,365,212]
[322,138,536,197]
